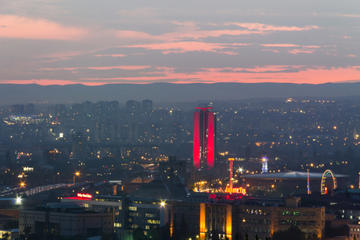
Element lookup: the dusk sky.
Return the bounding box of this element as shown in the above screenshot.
[1,0,360,85]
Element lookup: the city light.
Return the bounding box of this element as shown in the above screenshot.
[19,181,26,188]
[160,200,166,208]
[261,157,269,173]
[77,193,93,199]
[2,0,360,239]
[15,196,22,205]
[73,171,81,185]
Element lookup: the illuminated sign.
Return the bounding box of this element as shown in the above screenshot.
[224,186,247,195]
[209,194,244,201]
[76,193,93,199]
[23,167,34,172]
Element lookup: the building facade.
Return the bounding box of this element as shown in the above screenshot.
[193,107,215,170]
[190,197,326,240]
[19,204,113,239]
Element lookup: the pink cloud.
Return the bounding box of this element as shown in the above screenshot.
[116,22,319,43]
[116,29,258,44]
[261,49,280,53]
[202,65,304,73]
[227,23,319,32]
[127,41,241,54]
[347,54,357,58]
[261,43,320,55]
[337,14,360,18]
[94,54,126,58]
[288,49,315,55]
[262,43,320,49]
[40,65,151,71]
[115,22,319,55]
[261,44,300,48]
[0,15,88,40]
[41,67,79,71]
[37,51,86,63]
[87,65,151,70]
[80,66,360,84]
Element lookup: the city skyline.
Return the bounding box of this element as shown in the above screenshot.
[3,1,360,240]
[0,0,360,85]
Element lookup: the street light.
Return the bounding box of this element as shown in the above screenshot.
[19,181,26,188]
[15,196,22,205]
[160,200,166,208]
[73,171,80,185]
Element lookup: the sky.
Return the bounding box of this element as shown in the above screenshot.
[0,0,360,85]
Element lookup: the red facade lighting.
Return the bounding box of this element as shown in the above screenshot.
[193,107,215,170]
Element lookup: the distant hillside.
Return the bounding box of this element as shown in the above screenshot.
[1,82,360,104]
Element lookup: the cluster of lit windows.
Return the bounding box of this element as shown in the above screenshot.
[279,220,316,226]
[147,219,160,224]
[242,208,267,216]
[281,210,315,217]
[114,223,122,228]
[128,206,137,211]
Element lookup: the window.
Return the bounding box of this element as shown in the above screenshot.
[147,219,160,224]
[129,206,137,211]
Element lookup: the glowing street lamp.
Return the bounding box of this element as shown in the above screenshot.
[19,181,26,188]
[15,196,22,205]
[73,171,80,185]
[160,200,166,208]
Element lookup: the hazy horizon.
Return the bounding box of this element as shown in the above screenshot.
[2,82,360,105]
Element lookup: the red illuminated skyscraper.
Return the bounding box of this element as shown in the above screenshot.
[193,107,215,170]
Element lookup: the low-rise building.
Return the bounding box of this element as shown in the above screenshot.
[19,203,113,239]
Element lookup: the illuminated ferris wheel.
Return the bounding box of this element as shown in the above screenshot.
[320,169,337,195]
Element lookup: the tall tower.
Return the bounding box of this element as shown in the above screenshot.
[193,107,215,170]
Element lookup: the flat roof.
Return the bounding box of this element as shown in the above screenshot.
[241,171,348,180]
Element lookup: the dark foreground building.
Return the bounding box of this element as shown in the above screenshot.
[19,203,113,239]
[171,196,325,240]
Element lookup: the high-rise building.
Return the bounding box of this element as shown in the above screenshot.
[193,107,215,170]
[142,99,153,113]
[126,100,141,113]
